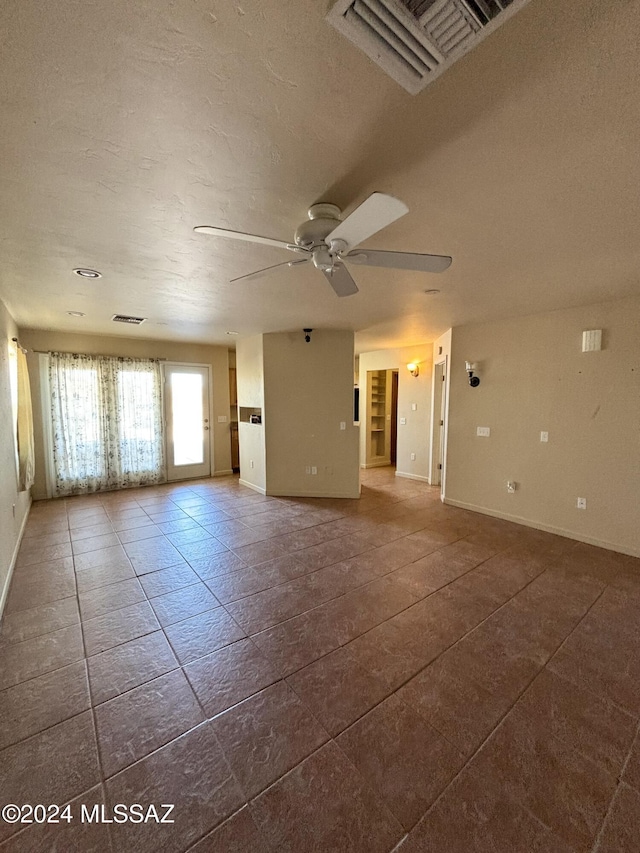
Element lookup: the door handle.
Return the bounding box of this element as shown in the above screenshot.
[204,426,209,431]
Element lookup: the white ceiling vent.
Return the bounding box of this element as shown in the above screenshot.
[112,314,146,325]
[327,0,531,94]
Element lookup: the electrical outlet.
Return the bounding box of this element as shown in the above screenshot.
[410,452,416,461]
[400,417,406,425]
[577,497,587,509]
[477,426,490,437]
[339,421,346,430]
[540,431,549,442]
[305,466,311,474]
[311,466,317,475]
[507,481,517,493]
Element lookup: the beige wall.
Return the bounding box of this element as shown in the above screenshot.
[0,300,31,615]
[20,329,232,499]
[359,345,433,482]
[445,296,640,557]
[263,330,359,498]
[235,335,266,493]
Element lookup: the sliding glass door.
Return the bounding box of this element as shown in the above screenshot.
[164,364,211,481]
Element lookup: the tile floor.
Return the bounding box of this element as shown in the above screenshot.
[1,469,639,852]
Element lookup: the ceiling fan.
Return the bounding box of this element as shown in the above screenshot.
[194,192,451,297]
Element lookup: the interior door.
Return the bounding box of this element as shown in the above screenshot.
[431,361,446,487]
[438,365,447,480]
[164,364,211,481]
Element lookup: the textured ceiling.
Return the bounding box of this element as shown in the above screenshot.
[1,0,638,353]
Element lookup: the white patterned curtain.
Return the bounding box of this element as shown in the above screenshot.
[49,353,165,496]
[16,347,36,491]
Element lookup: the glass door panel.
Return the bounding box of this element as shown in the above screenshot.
[164,364,211,480]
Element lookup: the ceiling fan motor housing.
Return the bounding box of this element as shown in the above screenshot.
[294,203,342,249]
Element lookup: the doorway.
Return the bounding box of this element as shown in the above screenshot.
[164,363,212,481]
[390,370,399,467]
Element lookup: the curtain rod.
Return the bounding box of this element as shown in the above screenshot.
[33,350,166,361]
[11,337,27,354]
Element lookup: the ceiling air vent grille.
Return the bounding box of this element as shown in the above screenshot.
[327,0,530,94]
[112,314,146,325]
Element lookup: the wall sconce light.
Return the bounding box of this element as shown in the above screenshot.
[465,361,480,387]
[407,362,419,378]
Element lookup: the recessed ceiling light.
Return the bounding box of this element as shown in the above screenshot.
[73,268,102,278]
[67,311,85,317]
[423,289,440,295]
[226,331,239,335]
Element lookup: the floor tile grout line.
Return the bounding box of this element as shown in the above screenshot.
[619,722,640,780]
[0,548,549,711]
[299,558,556,748]
[590,718,640,853]
[4,540,508,740]
[73,511,112,821]
[242,539,537,683]
[0,524,559,692]
[398,583,613,846]
[200,531,472,607]
[238,534,485,635]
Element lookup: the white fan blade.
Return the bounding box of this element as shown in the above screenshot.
[194,225,294,252]
[231,258,309,283]
[322,263,359,297]
[326,193,409,251]
[345,249,452,273]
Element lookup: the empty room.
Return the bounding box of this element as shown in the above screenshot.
[1,0,639,851]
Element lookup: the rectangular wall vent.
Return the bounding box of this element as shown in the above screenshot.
[327,0,530,94]
[112,314,147,325]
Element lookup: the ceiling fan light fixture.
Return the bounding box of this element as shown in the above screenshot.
[312,247,333,273]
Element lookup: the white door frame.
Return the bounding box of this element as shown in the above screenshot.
[163,362,213,481]
[429,355,448,494]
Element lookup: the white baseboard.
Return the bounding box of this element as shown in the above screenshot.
[395,471,431,484]
[0,497,32,619]
[266,489,360,499]
[443,497,640,559]
[238,479,267,495]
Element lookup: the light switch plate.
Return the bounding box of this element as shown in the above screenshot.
[540,431,549,442]
[400,417,406,425]
[411,403,417,411]
[217,415,228,423]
